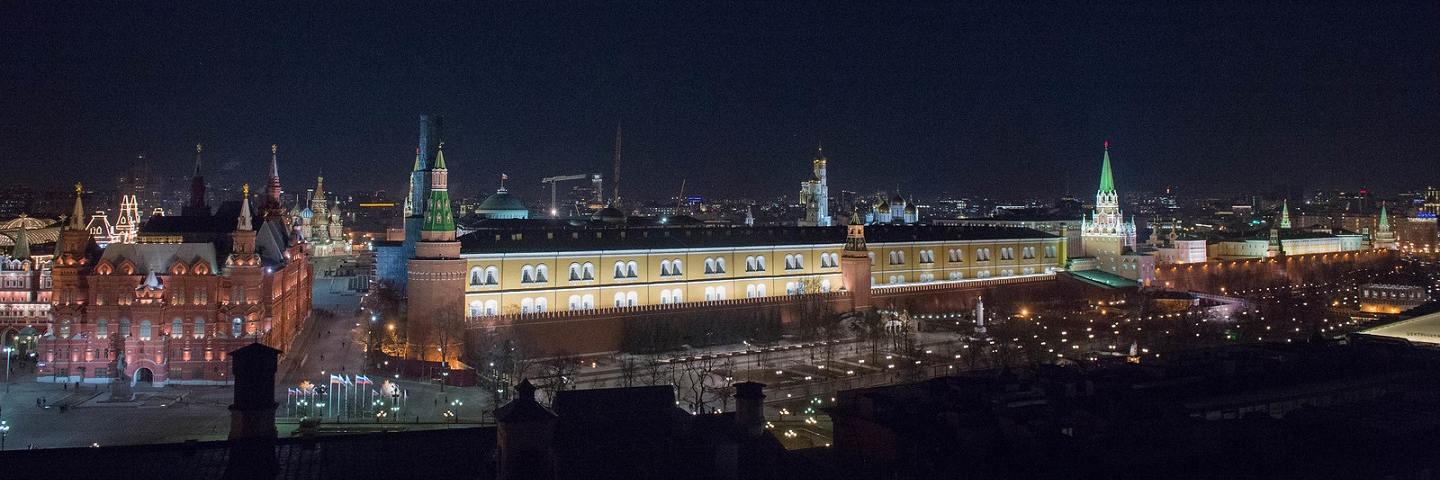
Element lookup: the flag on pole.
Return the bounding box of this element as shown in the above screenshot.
[343,375,354,386]
[330,374,343,384]
[501,173,508,180]
[372,389,379,397]
[356,375,372,385]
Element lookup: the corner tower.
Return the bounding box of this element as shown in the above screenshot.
[406,142,465,363]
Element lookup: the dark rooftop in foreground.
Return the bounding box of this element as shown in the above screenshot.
[458,224,1057,254]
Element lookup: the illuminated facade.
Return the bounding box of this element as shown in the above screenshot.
[292,176,350,257]
[798,145,831,227]
[38,175,312,386]
[1079,143,1151,283]
[455,224,1065,317]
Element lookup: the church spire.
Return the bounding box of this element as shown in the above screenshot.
[1098,141,1115,193]
[1279,200,1292,229]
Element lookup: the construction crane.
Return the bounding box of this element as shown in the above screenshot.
[541,174,590,218]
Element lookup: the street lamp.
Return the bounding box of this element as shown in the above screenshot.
[3,346,12,393]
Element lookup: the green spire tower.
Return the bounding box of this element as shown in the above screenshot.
[1379,203,1390,232]
[1098,142,1115,194]
[421,143,455,237]
[1279,200,1292,229]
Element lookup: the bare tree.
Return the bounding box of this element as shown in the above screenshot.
[642,354,668,386]
[615,355,640,388]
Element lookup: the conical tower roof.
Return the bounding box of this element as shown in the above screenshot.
[1098,142,1115,193]
[69,183,86,230]
[1379,202,1390,231]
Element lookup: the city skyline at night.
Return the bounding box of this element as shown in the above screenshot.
[3,2,1437,201]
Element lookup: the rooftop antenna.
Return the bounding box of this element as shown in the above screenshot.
[612,121,623,207]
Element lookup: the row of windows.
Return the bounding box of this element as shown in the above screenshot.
[58,317,250,341]
[883,246,1055,266]
[469,278,848,315]
[470,251,855,288]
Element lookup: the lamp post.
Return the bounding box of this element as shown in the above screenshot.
[3,346,12,393]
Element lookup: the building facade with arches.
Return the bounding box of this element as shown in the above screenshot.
[37,175,312,386]
[453,224,1065,318]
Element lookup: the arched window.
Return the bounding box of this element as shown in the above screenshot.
[172,318,185,337]
[485,300,499,316]
[785,254,795,270]
[120,318,131,339]
[535,264,548,283]
[670,259,682,276]
[138,320,152,341]
[661,260,672,277]
[521,298,535,313]
[716,258,726,274]
[661,290,673,304]
[627,261,638,278]
[469,301,484,317]
[469,267,485,286]
[569,295,582,310]
[705,258,716,274]
[746,256,756,272]
[194,318,205,339]
[536,297,548,312]
[581,295,594,309]
[821,279,832,292]
[614,292,626,307]
[582,263,595,280]
[96,318,108,339]
[705,286,717,301]
[794,254,804,270]
[58,318,71,339]
[757,284,766,297]
[232,318,243,338]
[626,291,638,307]
[746,284,757,297]
[614,261,626,280]
[756,255,766,271]
[786,282,796,295]
[569,263,582,281]
[670,288,682,303]
[521,265,535,284]
[485,266,499,285]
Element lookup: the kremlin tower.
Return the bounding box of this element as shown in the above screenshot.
[406,142,466,363]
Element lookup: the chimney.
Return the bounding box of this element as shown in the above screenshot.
[495,379,558,480]
[228,342,280,440]
[225,342,281,480]
[733,381,767,437]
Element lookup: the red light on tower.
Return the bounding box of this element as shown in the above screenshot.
[1104,141,1109,149]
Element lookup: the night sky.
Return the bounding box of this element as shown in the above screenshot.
[2,1,1437,202]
